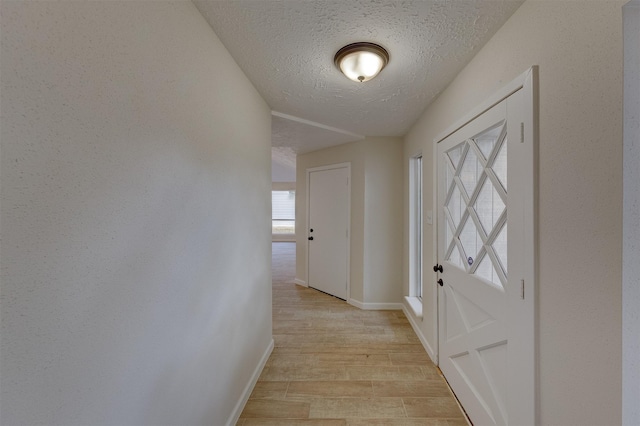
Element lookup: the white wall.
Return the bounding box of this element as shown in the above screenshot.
[623,1,640,424]
[363,140,404,304]
[403,1,625,424]
[0,2,272,425]
[296,137,403,306]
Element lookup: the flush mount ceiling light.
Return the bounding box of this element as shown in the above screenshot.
[334,42,389,83]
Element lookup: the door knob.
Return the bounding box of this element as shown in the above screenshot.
[438,279,444,287]
[308,236,314,241]
[433,264,443,273]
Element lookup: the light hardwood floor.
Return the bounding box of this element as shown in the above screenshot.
[237,242,468,425]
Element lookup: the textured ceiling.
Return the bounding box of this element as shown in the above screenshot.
[272,112,364,154]
[272,146,297,182]
[193,0,524,178]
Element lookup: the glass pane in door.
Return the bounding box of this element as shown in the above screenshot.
[475,124,502,160]
[474,179,505,235]
[442,123,508,279]
[460,148,483,197]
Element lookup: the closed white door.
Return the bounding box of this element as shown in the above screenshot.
[436,85,535,425]
[307,165,349,300]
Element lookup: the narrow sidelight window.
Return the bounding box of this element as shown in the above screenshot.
[410,155,423,298]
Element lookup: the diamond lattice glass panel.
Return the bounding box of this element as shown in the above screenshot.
[446,219,455,250]
[447,185,465,229]
[459,216,482,266]
[475,253,502,287]
[475,124,502,160]
[493,223,508,274]
[460,146,483,197]
[447,242,465,270]
[446,163,455,193]
[474,178,505,235]
[493,139,507,191]
[447,144,464,169]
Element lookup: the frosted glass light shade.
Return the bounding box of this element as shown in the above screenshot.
[334,42,389,82]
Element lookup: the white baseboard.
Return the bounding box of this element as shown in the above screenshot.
[226,338,274,426]
[348,299,403,310]
[402,303,437,364]
[294,278,307,287]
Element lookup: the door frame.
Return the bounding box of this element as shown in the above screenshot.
[306,162,351,301]
[432,67,538,424]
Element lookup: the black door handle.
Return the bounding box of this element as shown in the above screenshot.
[308,236,314,241]
[438,279,444,287]
[433,264,443,273]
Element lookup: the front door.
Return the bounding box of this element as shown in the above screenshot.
[436,83,535,425]
[307,165,349,300]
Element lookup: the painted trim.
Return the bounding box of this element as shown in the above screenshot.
[408,152,424,299]
[435,68,535,144]
[431,129,440,363]
[272,111,365,140]
[348,299,403,310]
[402,303,436,363]
[225,338,274,426]
[524,66,540,426]
[306,162,352,301]
[294,278,307,287]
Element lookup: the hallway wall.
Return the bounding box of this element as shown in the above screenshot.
[0,2,272,425]
[403,1,625,424]
[623,1,640,423]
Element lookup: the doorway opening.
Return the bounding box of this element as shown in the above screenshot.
[272,190,296,242]
[306,163,351,301]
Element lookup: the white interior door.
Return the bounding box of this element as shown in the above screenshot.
[436,82,535,425]
[307,165,349,300]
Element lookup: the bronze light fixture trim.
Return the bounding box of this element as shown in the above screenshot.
[334,42,390,82]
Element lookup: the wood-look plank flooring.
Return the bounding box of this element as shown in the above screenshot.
[237,242,468,425]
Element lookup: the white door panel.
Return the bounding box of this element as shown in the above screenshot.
[308,165,349,300]
[437,82,535,426]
